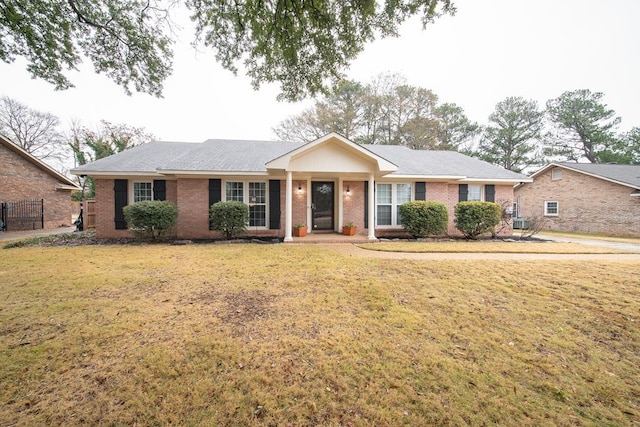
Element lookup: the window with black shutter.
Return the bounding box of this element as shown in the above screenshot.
[209,179,222,230]
[114,179,128,230]
[458,184,468,202]
[153,180,166,201]
[269,180,281,229]
[415,182,426,201]
[485,184,495,202]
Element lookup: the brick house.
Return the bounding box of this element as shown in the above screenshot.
[514,162,640,237]
[1,134,80,231]
[71,133,530,240]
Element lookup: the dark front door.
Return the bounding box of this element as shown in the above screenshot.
[312,182,334,230]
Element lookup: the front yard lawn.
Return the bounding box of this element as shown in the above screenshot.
[1,244,638,426]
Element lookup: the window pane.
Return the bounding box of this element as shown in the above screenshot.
[377,205,392,226]
[249,205,266,227]
[545,201,558,215]
[249,182,266,204]
[133,182,152,202]
[226,182,243,201]
[397,183,412,204]
[468,185,482,201]
[376,184,392,204]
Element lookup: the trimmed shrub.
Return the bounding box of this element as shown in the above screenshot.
[210,201,249,240]
[399,201,449,238]
[454,201,502,239]
[123,200,178,240]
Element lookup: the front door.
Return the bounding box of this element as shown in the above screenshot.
[312,182,334,231]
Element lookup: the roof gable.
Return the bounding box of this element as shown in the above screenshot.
[1,134,79,189]
[531,162,640,190]
[266,133,397,175]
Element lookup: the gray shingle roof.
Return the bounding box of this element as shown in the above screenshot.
[364,145,529,180]
[72,138,529,182]
[556,162,640,189]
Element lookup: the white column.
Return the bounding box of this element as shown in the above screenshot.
[284,171,293,242]
[368,174,376,240]
[337,178,343,229]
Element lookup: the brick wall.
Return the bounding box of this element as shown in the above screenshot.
[343,181,366,234]
[0,143,74,229]
[515,167,640,237]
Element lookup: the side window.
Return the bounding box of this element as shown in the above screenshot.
[544,201,559,216]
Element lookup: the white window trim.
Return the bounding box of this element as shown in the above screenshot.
[223,179,269,229]
[544,201,559,216]
[131,181,153,203]
[375,182,413,228]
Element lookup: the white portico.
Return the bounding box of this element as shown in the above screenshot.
[266,133,397,242]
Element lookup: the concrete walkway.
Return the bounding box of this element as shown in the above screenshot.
[536,233,640,253]
[0,226,76,242]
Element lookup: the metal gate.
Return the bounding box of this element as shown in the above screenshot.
[0,199,44,232]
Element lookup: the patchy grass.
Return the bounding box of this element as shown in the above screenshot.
[1,245,639,426]
[358,241,634,254]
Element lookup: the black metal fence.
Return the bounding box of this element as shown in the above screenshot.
[0,199,44,232]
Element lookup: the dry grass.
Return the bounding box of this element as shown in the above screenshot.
[358,241,634,254]
[537,230,640,245]
[1,244,639,426]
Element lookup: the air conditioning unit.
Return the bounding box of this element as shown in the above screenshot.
[513,218,531,229]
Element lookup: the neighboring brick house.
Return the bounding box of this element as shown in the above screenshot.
[514,162,640,237]
[71,133,530,241]
[1,134,80,231]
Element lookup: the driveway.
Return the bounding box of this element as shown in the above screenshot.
[0,226,76,242]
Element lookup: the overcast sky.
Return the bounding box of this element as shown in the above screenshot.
[1,0,638,146]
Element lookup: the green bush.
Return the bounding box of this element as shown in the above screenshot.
[399,201,449,238]
[209,201,249,240]
[123,200,178,240]
[454,201,502,239]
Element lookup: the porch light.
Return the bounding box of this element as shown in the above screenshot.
[297,183,302,194]
[346,185,351,196]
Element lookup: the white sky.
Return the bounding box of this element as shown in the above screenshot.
[1,0,638,147]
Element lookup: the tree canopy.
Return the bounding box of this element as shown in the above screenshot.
[1,0,455,101]
[0,95,66,163]
[274,73,478,150]
[545,89,621,163]
[475,97,544,172]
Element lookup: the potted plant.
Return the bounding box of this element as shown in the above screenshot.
[342,221,357,236]
[293,223,307,237]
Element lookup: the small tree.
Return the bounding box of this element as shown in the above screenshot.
[123,200,178,240]
[454,202,502,239]
[399,201,448,238]
[210,201,249,240]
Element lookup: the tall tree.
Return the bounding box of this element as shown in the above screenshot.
[0,95,66,163]
[545,89,621,163]
[433,103,481,151]
[273,73,451,149]
[596,127,640,164]
[1,0,455,101]
[70,120,154,197]
[475,97,544,172]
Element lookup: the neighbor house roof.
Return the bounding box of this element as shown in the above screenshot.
[529,162,640,190]
[1,134,80,190]
[71,135,531,183]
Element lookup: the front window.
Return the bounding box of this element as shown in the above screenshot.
[133,182,153,202]
[467,185,483,201]
[376,183,412,227]
[225,181,267,227]
[544,201,558,216]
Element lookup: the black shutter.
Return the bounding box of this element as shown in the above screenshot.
[458,184,468,202]
[415,182,426,201]
[364,181,369,228]
[485,184,495,202]
[153,180,166,201]
[269,180,281,229]
[114,179,128,230]
[209,179,222,230]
